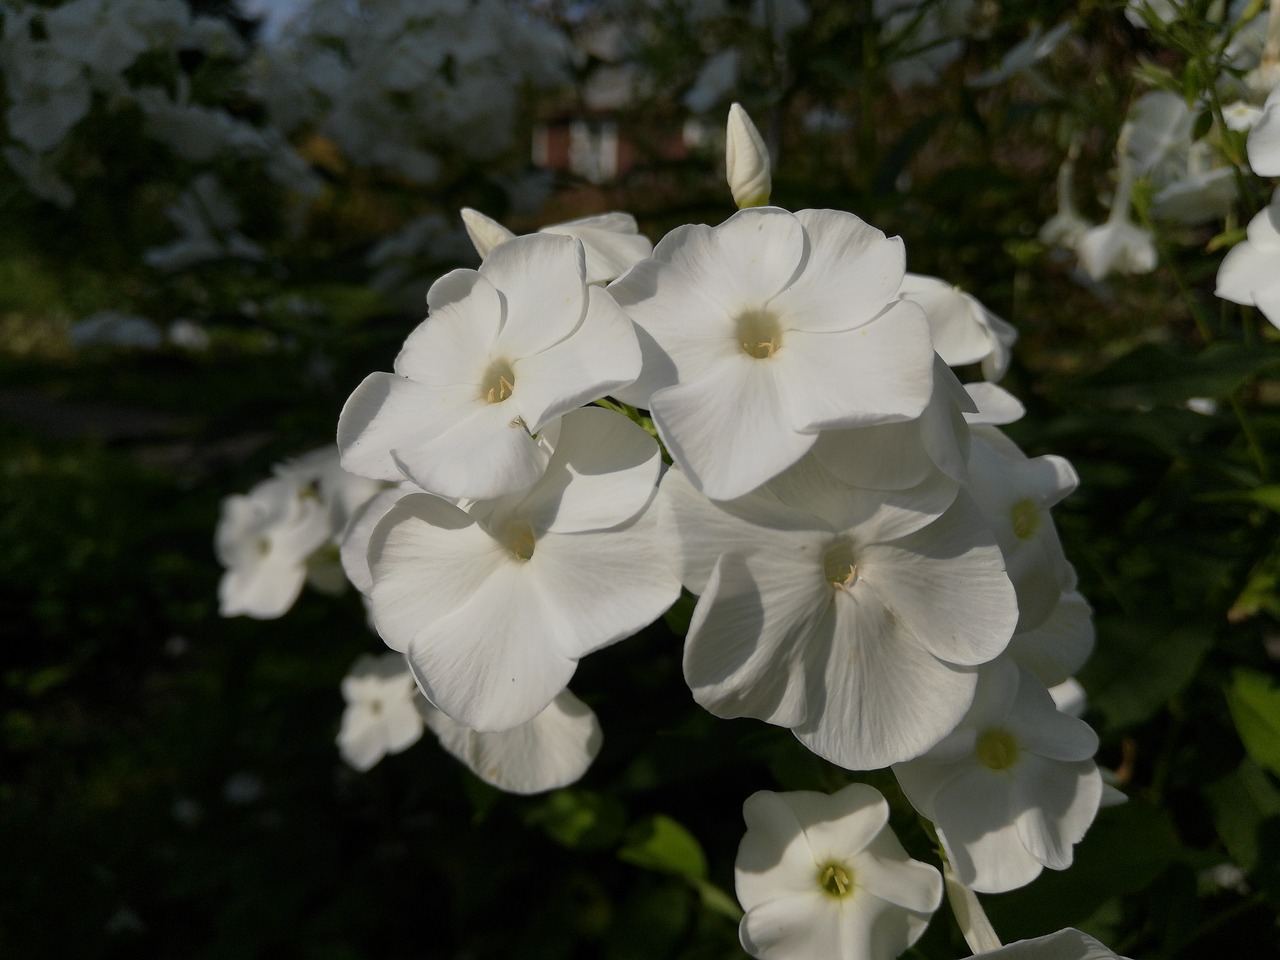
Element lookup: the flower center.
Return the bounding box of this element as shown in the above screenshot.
[817,861,855,898]
[503,520,536,561]
[481,359,516,404]
[822,538,859,589]
[1010,498,1040,540]
[736,309,783,359]
[369,699,383,716]
[976,728,1020,771]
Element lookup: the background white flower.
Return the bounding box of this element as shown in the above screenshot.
[735,783,942,960]
[337,652,424,772]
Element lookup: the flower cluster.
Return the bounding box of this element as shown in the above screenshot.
[215,102,1109,959]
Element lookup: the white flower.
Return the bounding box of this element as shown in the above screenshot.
[1040,151,1093,251]
[967,22,1070,89]
[1224,99,1264,133]
[610,206,934,500]
[337,652,424,772]
[976,927,1130,959]
[1124,91,1192,185]
[661,455,1018,769]
[459,208,653,285]
[1249,85,1280,176]
[1216,192,1280,329]
[735,784,942,960]
[726,102,771,209]
[366,407,679,732]
[897,273,1017,381]
[894,659,1102,894]
[1006,589,1095,687]
[420,689,602,794]
[216,446,383,618]
[1076,216,1156,281]
[339,233,642,501]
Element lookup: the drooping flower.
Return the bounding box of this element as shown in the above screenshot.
[893,659,1102,893]
[661,454,1017,769]
[735,783,942,960]
[338,232,642,501]
[1216,191,1280,329]
[366,407,679,732]
[459,208,653,285]
[420,689,602,794]
[610,206,934,500]
[337,651,425,772]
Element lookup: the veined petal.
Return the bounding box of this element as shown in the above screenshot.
[856,827,944,913]
[367,493,508,653]
[424,689,602,794]
[395,269,503,383]
[1009,668,1099,761]
[683,206,806,312]
[651,357,815,500]
[406,559,578,732]
[511,285,641,434]
[795,589,979,769]
[524,505,680,659]
[774,300,934,432]
[517,407,661,534]
[1013,756,1102,870]
[740,892,838,960]
[340,485,414,596]
[484,233,587,357]
[861,492,1016,667]
[1006,589,1093,687]
[933,765,1042,893]
[337,372,478,482]
[392,400,549,501]
[683,553,830,728]
[771,210,905,332]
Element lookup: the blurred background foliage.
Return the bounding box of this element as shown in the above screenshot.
[2,0,1280,957]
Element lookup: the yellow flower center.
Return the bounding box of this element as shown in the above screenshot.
[817,861,855,898]
[976,728,1020,771]
[482,359,516,404]
[822,538,859,589]
[736,309,783,359]
[1010,498,1040,540]
[503,520,536,561]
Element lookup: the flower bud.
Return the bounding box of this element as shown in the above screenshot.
[725,103,771,209]
[460,207,516,259]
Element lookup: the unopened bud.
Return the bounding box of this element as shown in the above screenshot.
[725,103,771,209]
[460,208,517,259]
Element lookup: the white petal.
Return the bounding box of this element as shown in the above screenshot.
[1216,238,1279,306]
[340,486,412,595]
[771,210,905,332]
[740,893,838,960]
[1013,757,1103,870]
[337,705,390,772]
[425,689,602,794]
[406,559,579,731]
[484,233,587,357]
[694,206,806,310]
[964,382,1026,425]
[933,765,1043,893]
[516,407,661,534]
[218,556,306,619]
[367,493,508,653]
[460,207,516,258]
[651,356,815,499]
[737,790,831,907]
[855,823,944,914]
[543,213,653,284]
[795,589,979,769]
[395,269,503,383]
[510,285,641,433]
[1008,592,1097,702]
[773,300,934,431]
[979,928,1125,960]
[524,506,680,659]
[683,553,830,728]
[1249,104,1280,176]
[861,493,1017,666]
[898,273,993,366]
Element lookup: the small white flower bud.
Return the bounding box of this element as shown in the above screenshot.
[725,103,771,209]
[460,207,517,259]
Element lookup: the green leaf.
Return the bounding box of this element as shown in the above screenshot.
[618,814,708,880]
[692,879,743,921]
[1205,759,1280,871]
[1078,617,1212,733]
[526,789,627,851]
[1227,669,1280,776]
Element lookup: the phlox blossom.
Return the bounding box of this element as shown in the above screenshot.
[1216,192,1280,329]
[337,651,424,772]
[893,659,1102,893]
[339,232,642,501]
[610,206,934,500]
[896,273,1017,382]
[366,407,679,732]
[735,783,942,960]
[661,455,1018,769]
